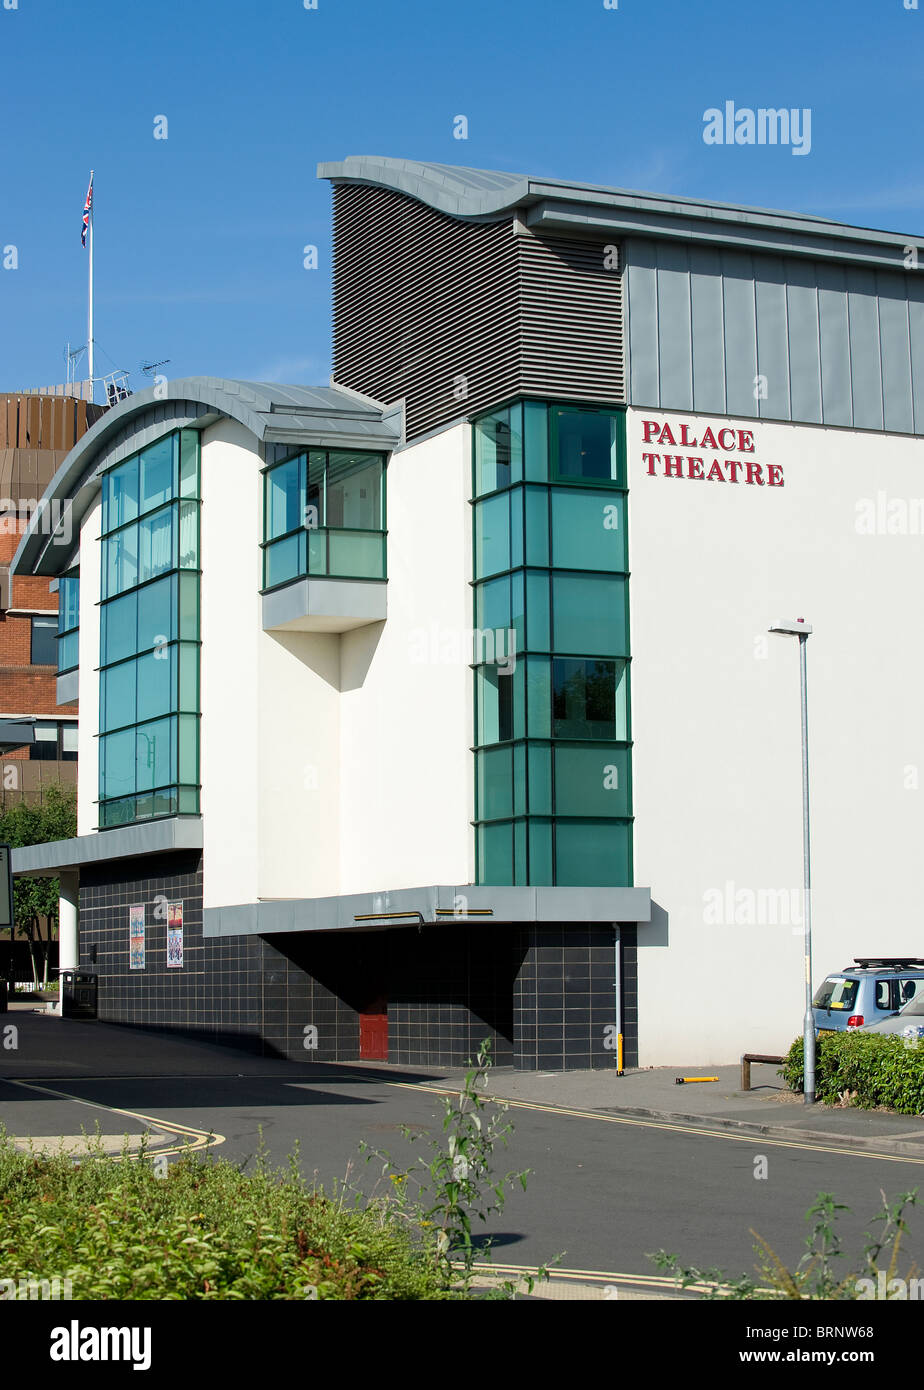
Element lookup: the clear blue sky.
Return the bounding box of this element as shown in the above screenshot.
[1,0,921,393]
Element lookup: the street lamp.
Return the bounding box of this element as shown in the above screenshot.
[769,617,815,1106]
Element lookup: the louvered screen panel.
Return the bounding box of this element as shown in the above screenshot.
[331,187,626,439]
[333,185,521,440]
[516,231,625,404]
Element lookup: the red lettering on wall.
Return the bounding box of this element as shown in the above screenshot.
[745,462,764,486]
[725,460,742,483]
[766,464,784,486]
[718,428,737,450]
[738,430,755,453]
[680,423,697,447]
[642,420,662,443]
[643,452,660,475]
[699,427,718,450]
[706,460,725,481]
[686,457,705,479]
[658,423,677,446]
[664,455,683,477]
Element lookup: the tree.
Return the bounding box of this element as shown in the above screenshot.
[0,785,77,990]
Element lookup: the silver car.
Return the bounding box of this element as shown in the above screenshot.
[864,988,924,1041]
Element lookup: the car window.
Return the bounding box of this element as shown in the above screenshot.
[898,979,920,1007]
[899,986,924,1017]
[875,980,893,1011]
[813,977,859,1010]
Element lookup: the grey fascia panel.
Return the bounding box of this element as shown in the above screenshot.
[204,884,652,937]
[319,157,921,268]
[0,722,35,748]
[262,578,387,630]
[12,817,203,877]
[56,670,79,705]
[526,202,917,271]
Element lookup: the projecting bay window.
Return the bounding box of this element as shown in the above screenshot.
[57,573,80,674]
[472,399,633,887]
[97,430,201,828]
[262,447,386,589]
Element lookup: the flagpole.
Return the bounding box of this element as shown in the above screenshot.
[87,171,94,401]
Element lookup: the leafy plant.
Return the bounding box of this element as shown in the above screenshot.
[781,1032,924,1114]
[0,1124,455,1300]
[360,1038,553,1297]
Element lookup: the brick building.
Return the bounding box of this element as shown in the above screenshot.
[0,391,104,803]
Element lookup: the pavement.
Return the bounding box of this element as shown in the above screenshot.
[425,1059,924,1158]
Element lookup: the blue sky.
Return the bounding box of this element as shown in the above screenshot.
[1,0,921,393]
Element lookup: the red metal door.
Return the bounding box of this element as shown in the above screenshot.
[359,996,388,1060]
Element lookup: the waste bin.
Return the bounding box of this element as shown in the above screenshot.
[60,970,97,1019]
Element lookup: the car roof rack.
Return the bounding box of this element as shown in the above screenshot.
[850,958,924,970]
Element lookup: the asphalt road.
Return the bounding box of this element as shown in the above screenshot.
[2,1014,922,1288]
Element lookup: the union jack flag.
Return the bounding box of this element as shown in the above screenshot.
[81,172,93,248]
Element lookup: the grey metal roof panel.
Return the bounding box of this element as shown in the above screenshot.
[11,377,401,579]
[318,155,922,261]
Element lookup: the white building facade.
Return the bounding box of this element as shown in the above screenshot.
[10,158,924,1068]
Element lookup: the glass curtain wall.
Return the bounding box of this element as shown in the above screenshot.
[57,572,80,674]
[262,446,386,589]
[472,401,632,886]
[98,429,201,827]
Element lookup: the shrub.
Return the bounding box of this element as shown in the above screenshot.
[781,1032,924,1113]
[0,1132,454,1300]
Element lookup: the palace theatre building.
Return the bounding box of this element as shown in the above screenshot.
[12,158,924,1068]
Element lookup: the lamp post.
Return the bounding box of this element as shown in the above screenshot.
[769,618,815,1106]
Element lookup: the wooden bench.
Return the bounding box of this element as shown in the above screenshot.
[741,1053,784,1091]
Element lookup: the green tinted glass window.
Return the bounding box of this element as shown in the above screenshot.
[552,574,627,656]
[552,408,624,485]
[266,456,304,539]
[552,658,628,740]
[99,429,200,825]
[551,489,626,571]
[474,494,510,578]
[139,436,175,516]
[554,820,632,887]
[478,821,514,885]
[554,744,631,817]
[474,405,523,495]
[476,746,514,820]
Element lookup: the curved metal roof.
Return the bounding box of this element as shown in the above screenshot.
[318,155,921,264]
[12,376,402,578]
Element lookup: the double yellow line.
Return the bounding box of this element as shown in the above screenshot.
[4,1078,223,1159]
[387,1081,924,1166]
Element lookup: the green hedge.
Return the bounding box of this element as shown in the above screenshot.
[782,1031,924,1114]
[0,1136,453,1300]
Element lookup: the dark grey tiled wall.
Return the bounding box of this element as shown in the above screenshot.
[513,924,638,1070]
[386,926,522,1068]
[78,853,639,1071]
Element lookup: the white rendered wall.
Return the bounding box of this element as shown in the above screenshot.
[337,422,474,895]
[199,418,262,910]
[76,494,101,838]
[627,409,924,1065]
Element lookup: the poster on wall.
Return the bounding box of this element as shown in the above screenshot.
[166,901,184,968]
[129,904,145,970]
